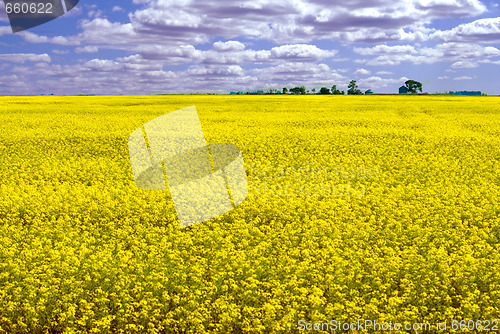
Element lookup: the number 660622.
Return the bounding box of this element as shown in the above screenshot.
[5,2,53,14]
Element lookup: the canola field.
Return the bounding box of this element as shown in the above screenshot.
[0,95,499,333]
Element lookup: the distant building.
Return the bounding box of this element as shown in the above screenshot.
[365,89,373,95]
[245,90,264,95]
[399,86,409,94]
[448,91,482,96]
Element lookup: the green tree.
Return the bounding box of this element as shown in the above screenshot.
[319,87,330,95]
[300,86,306,95]
[312,88,316,94]
[282,87,288,94]
[347,80,361,95]
[331,85,343,95]
[405,80,423,94]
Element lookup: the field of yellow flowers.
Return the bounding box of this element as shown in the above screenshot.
[0,95,499,333]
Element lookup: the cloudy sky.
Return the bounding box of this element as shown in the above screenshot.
[0,0,499,95]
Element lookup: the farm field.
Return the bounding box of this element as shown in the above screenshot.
[0,95,499,333]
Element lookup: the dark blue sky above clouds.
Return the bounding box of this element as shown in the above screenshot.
[0,0,499,95]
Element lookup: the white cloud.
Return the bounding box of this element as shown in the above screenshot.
[359,42,500,66]
[358,76,409,89]
[212,41,246,52]
[1,0,497,95]
[19,0,486,51]
[0,26,11,36]
[432,17,500,43]
[251,62,345,85]
[415,0,486,17]
[187,65,245,77]
[451,60,478,68]
[364,54,430,66]
[354,45,417,56]
[75,46,99,53]
[19,31,79,46]
[83,59,122,71]
[52,50,70,55]
[0,53,51,63]
[453,76,473,80]
[479,59,500,65]
[269,44,337,61]
[420,43,500,59]
[354,68,371,76]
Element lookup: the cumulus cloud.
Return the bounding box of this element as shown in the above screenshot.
[420,42,500,60]
[415,0,486,17]
[479,59,500,65]
[52,50,70,55]
[358,76,409,89]
[251,62,345,85]
[0,0,497,95]
[432,17,500,43]
[19,31,79,46]
[451,60,479,68]
[354,45,417,56]
[0,53,51,63]
[212,41,246,52]
[186,64,245,77]
[269,44,337,61]
[75,46,99,53]
[17,0,490,48]
[83,59,122,71]
[354,68,371,75]
[358,42,500,66]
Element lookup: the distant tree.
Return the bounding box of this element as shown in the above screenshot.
[283,87,288,94]
[331,84,343,95]
[312,88,316,94]
[405,80,423,94]
[300,86,306,95]
[290,87,301,94]
[347,80,361,95]
[319,87,330,95]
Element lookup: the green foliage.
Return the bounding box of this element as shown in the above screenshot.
[405,80,423,94]
[348,80,362,95]
[319,87,330,94]
[331,85,344,95]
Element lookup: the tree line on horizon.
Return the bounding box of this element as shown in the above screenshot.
[238,80,424,95]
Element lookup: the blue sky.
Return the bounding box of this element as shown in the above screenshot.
[0,0,499,95]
